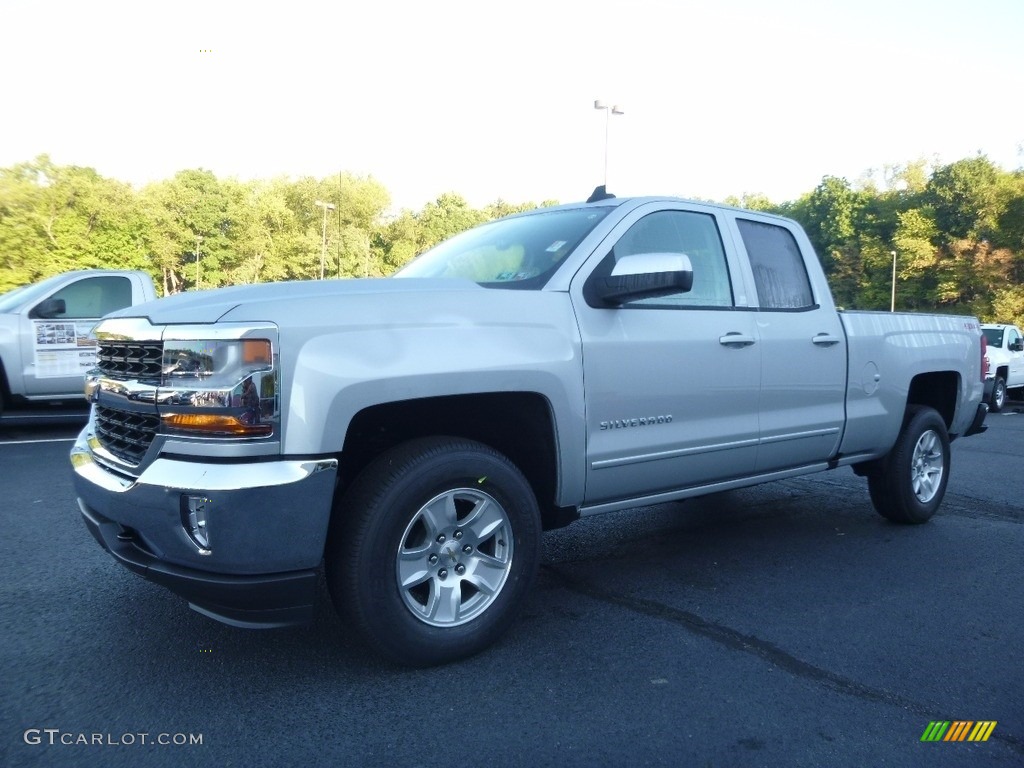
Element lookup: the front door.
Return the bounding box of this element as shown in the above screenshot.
[571,204,762,506]
[19,275,134,397]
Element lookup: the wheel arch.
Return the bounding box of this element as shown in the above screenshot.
[907,371,959,430]
[337,392,571,530]
[0,357,9,413]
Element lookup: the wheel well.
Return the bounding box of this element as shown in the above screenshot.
[0,358,9,406]
[994,365,1008,380]
[907,371,958,429]
[339,393,567,529]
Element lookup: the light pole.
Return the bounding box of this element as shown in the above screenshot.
[194,235,203,290]
[890,250,897,312]
[314,200,336,280]
[594,100,624,188]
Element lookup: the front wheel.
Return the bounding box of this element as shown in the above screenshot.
[867,405,950,524]
[327,436,542,666]
[989,376,1007,412]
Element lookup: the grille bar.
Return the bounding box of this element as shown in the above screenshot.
[95,406,159,466]
[97,341,164,381]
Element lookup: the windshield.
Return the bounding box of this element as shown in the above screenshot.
[982,328,1004,349]
[394,206,611,288]
[0,274,71,313]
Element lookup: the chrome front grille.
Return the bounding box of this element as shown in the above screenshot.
[95,406,159,466]
[97,341,164,382]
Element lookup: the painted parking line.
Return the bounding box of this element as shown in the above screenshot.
[0,437,77,446]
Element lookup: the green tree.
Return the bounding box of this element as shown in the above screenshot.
[141,169,244,293]
[892,208,940,311]
[376,211,421,273]
[991,286,1024,326]
[0,156,151,292]
[925,156,1002,241]
[789,176,866,307]
[416,193,487,251]
[790,177,862,271]
[932,239,1015,317]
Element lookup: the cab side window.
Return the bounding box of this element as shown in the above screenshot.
[591,210,733,308]
[737,219,815,310]
[37,276,133,319]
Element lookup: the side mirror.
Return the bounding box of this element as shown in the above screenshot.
[1010,339,1024,352]
[31,297,67,319]
[597,253,693,305]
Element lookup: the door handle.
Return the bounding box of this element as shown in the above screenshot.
[719,333,756,347]
[812,334,841,346]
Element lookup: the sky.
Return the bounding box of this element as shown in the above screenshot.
[2,0,1022,213]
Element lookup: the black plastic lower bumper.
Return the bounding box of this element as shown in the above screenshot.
[79,500,318,628]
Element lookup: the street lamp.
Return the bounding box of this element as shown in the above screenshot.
[194,235,203,290]
[314,200,336,280]
[594,100,624,187]
[890,250,897,312]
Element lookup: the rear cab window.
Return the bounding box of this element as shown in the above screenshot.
[736,219,815,310]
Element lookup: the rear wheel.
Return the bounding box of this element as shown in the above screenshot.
[867,405,950,524]
[326,436,542,666]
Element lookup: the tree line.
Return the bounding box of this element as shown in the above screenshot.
[1,154,1022,326]
[726,156,1024,325]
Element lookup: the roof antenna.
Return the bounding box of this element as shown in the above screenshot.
[586,185,615,203]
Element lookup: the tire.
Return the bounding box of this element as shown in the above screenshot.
[867,405,950,524]
[326,436,542,666]
[989,376,1006,413]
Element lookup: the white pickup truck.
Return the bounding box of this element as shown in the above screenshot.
[0,270,158,418]
[981,323,1024,412]
[71,191,989,665]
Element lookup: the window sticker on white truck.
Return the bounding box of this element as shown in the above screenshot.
[33,320,98,378]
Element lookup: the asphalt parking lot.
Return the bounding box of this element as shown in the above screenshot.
[1,408,1022,767]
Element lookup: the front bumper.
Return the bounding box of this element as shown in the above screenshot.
[79,501,320,627]
[71,426,338,628]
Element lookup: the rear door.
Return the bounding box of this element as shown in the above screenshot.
[728,217,846,472]
[571,202,762,506]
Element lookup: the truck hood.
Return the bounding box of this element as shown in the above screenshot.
[108,278,488,325]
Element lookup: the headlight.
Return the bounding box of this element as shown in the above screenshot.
[162,339,271,383]
[159,339,277,438]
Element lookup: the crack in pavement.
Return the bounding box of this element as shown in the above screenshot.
[543,564,1024,757]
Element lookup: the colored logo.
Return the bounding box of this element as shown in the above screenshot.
[921,721,996,742]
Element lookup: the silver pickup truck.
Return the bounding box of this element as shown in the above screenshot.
[70,192,988,665]
[0,270,157,418]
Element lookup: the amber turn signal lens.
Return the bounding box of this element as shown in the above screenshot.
[242,339,272,365]
[162,413,272,437]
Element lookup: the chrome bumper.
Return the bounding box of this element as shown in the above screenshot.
[71,425,338,627]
